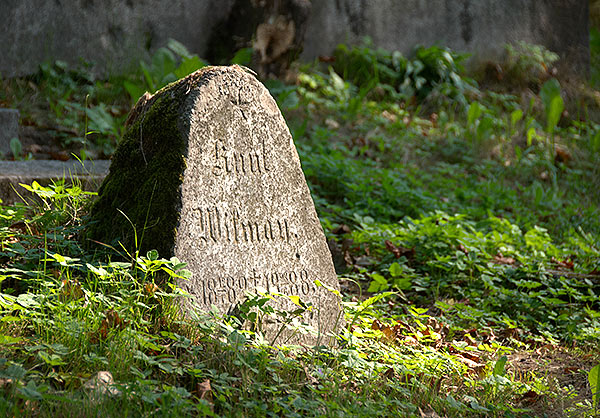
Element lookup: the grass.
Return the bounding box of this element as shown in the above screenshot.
[1,40,600,416]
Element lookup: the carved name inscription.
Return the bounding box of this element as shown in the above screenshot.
[192,205,297,246]
[213,138,272,176]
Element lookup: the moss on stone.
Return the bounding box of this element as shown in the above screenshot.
[85,68,217,258]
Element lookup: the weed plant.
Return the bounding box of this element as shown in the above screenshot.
[1,40,600,416]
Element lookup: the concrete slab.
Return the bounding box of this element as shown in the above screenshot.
[0,159,110,205]
[0,109,20,158]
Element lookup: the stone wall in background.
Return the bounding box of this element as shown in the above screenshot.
[0,0,234,77]
[303,0,589,74]
[0,0,589,78]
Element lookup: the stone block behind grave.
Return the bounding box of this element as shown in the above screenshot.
[86,66,341,342]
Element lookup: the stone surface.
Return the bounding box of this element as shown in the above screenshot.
[0,1,589,77]
[0,0,234,77]
[302,0,589,74]
[0,160,110,204]
[0,109,20,158]
[87,66,341,342]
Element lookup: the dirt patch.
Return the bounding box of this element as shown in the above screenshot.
[508,348,598,417]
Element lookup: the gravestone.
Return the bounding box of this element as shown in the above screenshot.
[87,66,341,342]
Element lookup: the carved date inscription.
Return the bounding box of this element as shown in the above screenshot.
[200,269,315,305]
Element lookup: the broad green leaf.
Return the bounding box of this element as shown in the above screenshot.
[389,262,402,277]
[10,137,22,158]
[329,67,346,93]
[467,101,483,126]
[540,78,564,133]
[123,80,147,103]
[230,48,253,66]
[493,355,507,376]
[526,127,537,146]
[16,293,40,308]
[359,291,396,310]
[510,109,523,127]
[174,56,206,79]
[140,60,156,92]
[546,95,564,134]
[150,48,177,82]
[540,78,561,108]
[393,277,412,290]
[19,182,55,198]
[178,269,192,279]
[52,253,66,264]
[477,116,494,139]
[368,273,388,292]
[38,351,66,366]
[515,145,522,160]
[0,335,22,344]
[227,330,246,346]
[591,131,600,153]
[533,182,543,205]
[0,293,17,309]
[0,363,26,379]
[589,364,599,409]
[314,279,341,297]
[17,380,42,400]
[86,263,108,277]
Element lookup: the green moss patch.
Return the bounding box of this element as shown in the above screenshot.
[84,68,217,257]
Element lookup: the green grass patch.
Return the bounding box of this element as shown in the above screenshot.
[1,39,600,416]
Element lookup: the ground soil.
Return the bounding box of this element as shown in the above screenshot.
[508,348,599,416]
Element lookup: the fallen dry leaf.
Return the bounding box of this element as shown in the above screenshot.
[551,257,574,270]
[59,279,85,302]
[0,378,13,388]
[197,379,212,402]
[492,254,516,265]
[371,319,384,331]
[318,55,335,63]
[459,350,481,363]
[384,240,415,259]
[90,309,128,343]
[325,118,340,130]
[332,224,351,235]
[382,367,396,380]
[554,146,571,164]
[520,389,541,405]
[144,282,159,296]
[455,355,486,376]
[9,221,29,234]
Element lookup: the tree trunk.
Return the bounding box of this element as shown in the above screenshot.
[206,0,311,78]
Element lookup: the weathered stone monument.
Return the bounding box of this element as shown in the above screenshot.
[86,66,341,342]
